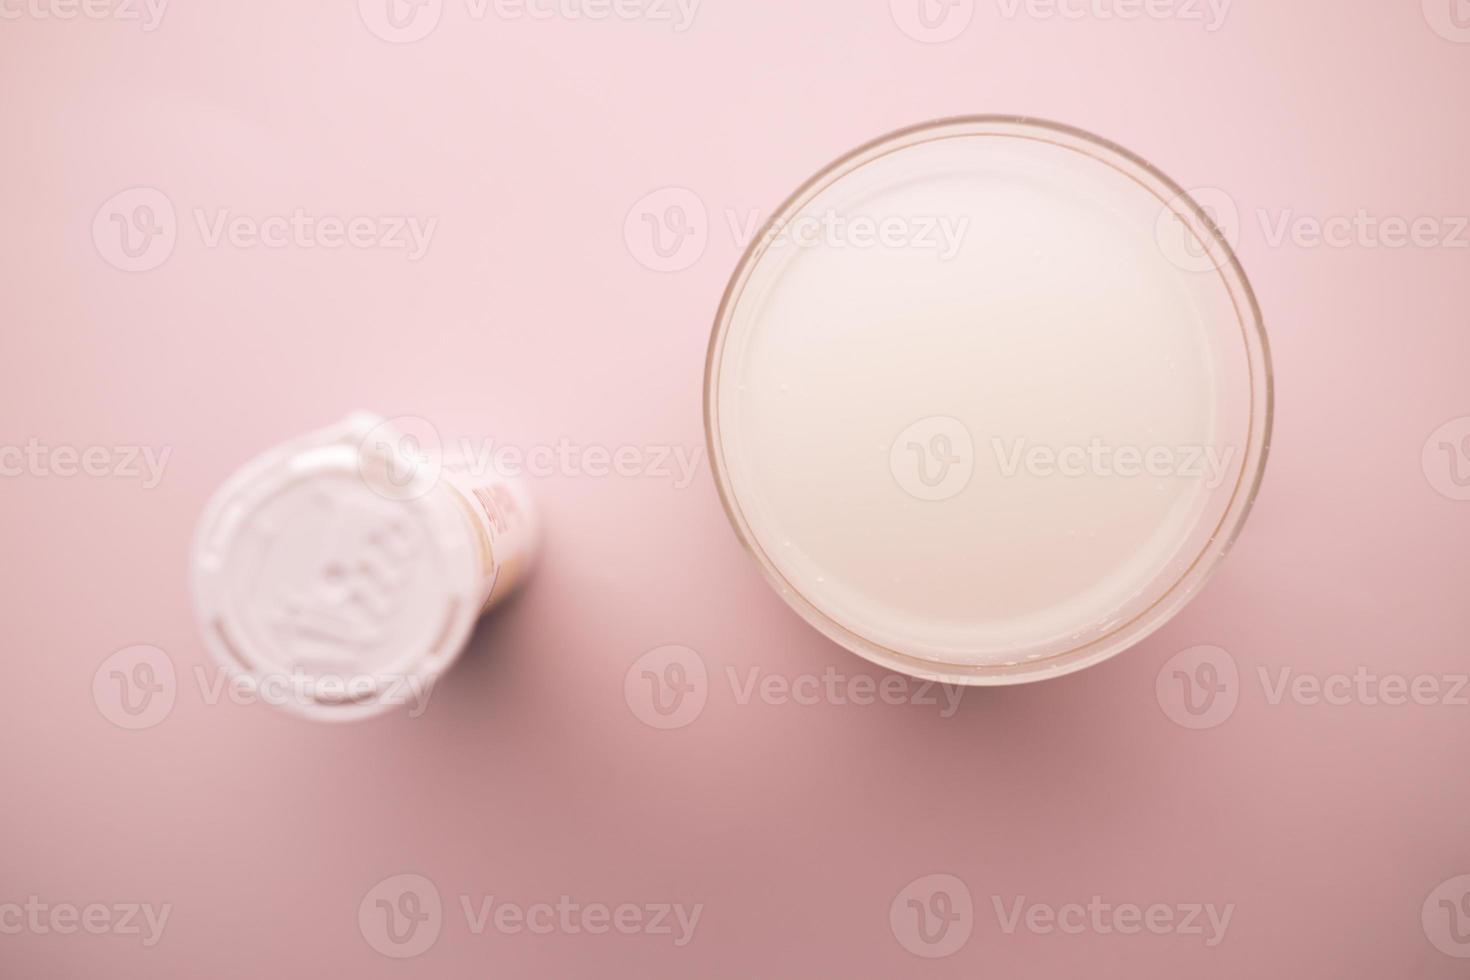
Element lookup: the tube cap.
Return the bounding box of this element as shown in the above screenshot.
[190,414,483,721]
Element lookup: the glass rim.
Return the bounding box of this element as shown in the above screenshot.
[703,114,1274,686]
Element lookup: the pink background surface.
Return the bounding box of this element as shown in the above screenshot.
[3,0,1470,976]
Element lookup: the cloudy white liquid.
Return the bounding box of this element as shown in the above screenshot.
[710,124,1258,673]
